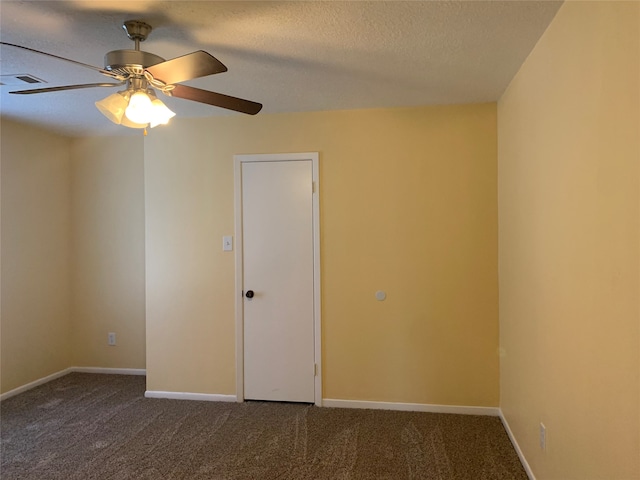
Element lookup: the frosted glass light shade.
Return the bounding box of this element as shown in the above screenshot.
[120,115,148,129]
[149,99,176,128]
[95,91,129,124]
[125,91,154,124]
[96,89,174,129]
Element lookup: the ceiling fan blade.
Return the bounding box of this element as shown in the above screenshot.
[145,51,227,85]
[0,42,126,81]
[9,82,125,95]
[169,84,262,115]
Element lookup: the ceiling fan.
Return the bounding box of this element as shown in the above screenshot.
[1,20,262,129]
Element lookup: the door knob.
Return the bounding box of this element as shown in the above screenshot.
[245,290,254,299]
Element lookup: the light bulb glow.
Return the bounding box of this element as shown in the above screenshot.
[120,115,148,129]
[97,88,175,129]
[125,91,153,124]
[149,99,176,128]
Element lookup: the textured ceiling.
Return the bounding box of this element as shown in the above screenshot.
[0,1,562,137]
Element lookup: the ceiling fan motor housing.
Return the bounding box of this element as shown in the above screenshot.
[104,50,165,77]
[104,21,164,77]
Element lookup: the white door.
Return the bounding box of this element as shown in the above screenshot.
[241,159,315,403]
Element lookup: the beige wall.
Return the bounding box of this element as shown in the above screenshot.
[70,136,146,369]
[498,2,639,479]
[0,121,146,394]
[0,119,72,393]
[145,104,499,406]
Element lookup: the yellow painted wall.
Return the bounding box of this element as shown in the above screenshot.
[498,2,639,479]
[70,136,146,369]
[145,103,499,406]
[0,119,72,393]
[0,122,146,394]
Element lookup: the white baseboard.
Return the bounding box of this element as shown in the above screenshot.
[499,409,536,480]
[0,366,147,402]
[0,368,73,401]
[145,390,237,402]
[72,367,146,376]
[322,398,500,416]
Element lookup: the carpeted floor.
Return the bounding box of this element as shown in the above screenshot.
[1,373,527,479]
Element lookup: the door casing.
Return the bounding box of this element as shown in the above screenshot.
[233,152,321,406]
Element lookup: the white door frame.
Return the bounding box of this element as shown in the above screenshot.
[233,152,321,406]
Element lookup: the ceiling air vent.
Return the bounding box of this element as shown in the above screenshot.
[0,74,46,86]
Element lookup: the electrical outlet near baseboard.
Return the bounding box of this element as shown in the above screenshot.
[539,422,546,451]
[108,332,116,346]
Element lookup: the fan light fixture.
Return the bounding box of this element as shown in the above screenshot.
[95,87,175,129]
[3,20,262,131]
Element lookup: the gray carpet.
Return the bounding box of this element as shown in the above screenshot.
[1,373,527,479]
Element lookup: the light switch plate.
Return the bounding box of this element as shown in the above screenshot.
[223,235,233,251]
